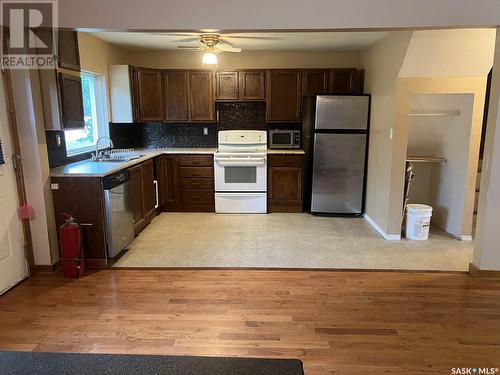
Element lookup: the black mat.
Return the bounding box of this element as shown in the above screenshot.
[0,351,304,375]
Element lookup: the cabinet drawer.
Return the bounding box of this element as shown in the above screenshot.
[179,166,213,178]
[181,189,214,204]
[180,178,214,190]
[179,155,213,167]
[268,154,304,167]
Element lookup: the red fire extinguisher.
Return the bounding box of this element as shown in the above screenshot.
[59,214,85,279]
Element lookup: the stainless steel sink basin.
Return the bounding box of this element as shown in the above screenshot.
[96,154,145,163]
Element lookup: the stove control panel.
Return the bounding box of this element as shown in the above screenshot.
[218,130,267,145]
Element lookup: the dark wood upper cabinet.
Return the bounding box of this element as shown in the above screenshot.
[58,30,80,71]
[239,70,265,101]
[215,71,239,101]
[58,73,84,129]
[164,70,189,122]
[266,70,302,122]
[129,66,141,122]
[331,68,358,94]
[137,68,164,121]
[189,70,215,122]
[303,69,330,95]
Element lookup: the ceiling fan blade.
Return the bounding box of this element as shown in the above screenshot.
[177,45,204,51]
[216,43,242,53]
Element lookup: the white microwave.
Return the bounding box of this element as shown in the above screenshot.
[268,130,301,149]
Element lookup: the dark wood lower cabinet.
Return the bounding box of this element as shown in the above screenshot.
[157,155,214,212]
[130,160,156,235]
[51,177,107,268]
[141,160,156,223]
[268,154,304,213]
[129,164,145,235]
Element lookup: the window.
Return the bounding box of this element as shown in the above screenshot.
[65,71,109,156]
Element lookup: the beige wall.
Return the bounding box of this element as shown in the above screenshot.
[400,29,496,78]
[474,28,500,271]
[78,33,127,117]
[361,32,412,238]
[123,50,361,70]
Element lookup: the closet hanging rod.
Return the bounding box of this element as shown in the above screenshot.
[408,110,460,117]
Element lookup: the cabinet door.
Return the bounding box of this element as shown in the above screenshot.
[155,156,167,210]
[141,160,156,224]
[58,30,80,71]
[129,66,141,122]
[239,70,265,101]
[51,177,107,267]
[165,155,181,210]
[268,167,303,212]
[58,73,84,129]
[215,71,239,101]
[189,71,215,122]
[331,68,358,94]
[129,165,145,234]
[303,69,330,95]
[164,70,189,122]
[137,68,164,121]
[266,70,302,122]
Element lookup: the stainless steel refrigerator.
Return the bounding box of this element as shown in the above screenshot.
[311,95,370,215]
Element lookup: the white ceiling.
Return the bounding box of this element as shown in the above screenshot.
[90,31,388,52]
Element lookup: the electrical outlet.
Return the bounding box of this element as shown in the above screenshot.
[203,127,209,136]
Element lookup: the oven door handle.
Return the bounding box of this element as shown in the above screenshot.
[215,158,266,165]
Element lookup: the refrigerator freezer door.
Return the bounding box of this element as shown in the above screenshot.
[311,133,367,214]
[315,95,369,130]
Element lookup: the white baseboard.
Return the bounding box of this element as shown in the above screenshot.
[363,214,401,241]
[461,235,473,242]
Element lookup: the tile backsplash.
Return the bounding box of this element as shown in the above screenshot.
[47,102,302,168]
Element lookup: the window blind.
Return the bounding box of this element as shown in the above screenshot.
[0,138,5,165]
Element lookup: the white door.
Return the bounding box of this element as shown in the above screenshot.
[0,74,28,294]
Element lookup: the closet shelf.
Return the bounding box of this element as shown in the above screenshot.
[408,110,460,117]
[406,156,447,164]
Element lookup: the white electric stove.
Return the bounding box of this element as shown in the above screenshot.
[214,130,267,213]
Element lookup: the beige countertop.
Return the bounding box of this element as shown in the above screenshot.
[50,147,305,178]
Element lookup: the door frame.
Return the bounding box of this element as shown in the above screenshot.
[2,69,36,276]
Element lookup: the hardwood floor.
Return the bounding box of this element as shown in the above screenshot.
[1,270,499,374]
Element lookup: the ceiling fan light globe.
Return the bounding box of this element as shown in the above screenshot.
[202,52,218,65]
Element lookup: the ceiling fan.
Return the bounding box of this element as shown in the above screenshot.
[177,34,242,64]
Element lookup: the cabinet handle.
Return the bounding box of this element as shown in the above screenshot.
[192,172,199,176]
[192,182,200,186]
[154,180,159,209]
[323,76,328,91]
[191,160,200,165]
[193,195,201,200]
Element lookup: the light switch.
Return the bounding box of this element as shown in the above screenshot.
[51,183,59,190]
[56,134,61,147]
[389,128,393,140]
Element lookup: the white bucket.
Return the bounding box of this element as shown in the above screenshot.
[405,204,433,240]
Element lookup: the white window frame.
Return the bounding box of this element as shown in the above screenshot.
[65,70,110,156]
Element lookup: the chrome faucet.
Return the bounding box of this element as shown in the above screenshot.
[92,137,114,161]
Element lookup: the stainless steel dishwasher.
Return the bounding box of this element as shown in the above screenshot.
[103,171,134,258]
